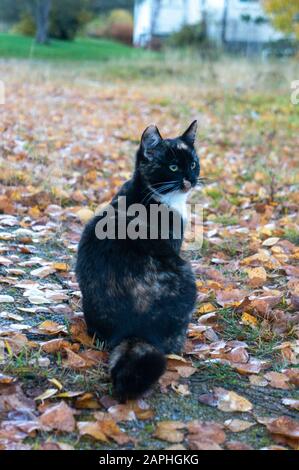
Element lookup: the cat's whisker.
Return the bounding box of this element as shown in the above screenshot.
[149,181,178,189]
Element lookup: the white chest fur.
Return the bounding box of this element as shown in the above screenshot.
[160,191,189,221]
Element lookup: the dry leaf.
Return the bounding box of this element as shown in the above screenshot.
[39,401,76,432]
[224,419,255,432]
[264,372,290,390]
[215,388,253,412]
[154,421,186,443]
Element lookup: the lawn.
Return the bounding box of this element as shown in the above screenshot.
[0,57,298,451]
[0,33,147,61]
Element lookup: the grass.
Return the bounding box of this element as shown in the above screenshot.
[218,308,293,359]
[0,33,147,61]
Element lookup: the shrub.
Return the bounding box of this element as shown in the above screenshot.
[168,23,205,47]
[49,1,93,40]
[85,9,133,45]
[12,13,36,37]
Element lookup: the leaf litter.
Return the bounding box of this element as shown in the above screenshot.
[0,63,298,450]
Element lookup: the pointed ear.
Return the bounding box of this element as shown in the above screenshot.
[141,125,163,158]
[181,120,198,146]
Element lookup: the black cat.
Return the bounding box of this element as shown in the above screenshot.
[76,121,200,402]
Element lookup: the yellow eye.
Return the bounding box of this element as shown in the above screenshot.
[169,164,178,172]
[191,162,196,170]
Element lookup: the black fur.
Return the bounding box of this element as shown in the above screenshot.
[110,339,167,403]
[76,121,199,401]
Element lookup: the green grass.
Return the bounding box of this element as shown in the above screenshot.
[0,33,146,61]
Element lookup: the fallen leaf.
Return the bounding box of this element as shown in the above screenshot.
[266,416,299,439]
[154,421,186,443]
[264,372,290,390]
[78,415,132,444]
[241,312,258,327]
[30,266,56,278]
[75,393,102,410]
[224,419,255,432]
[216,289,247,307]
[281,399,299,411]
[0,373,16,384]
[39,402,76,432]
[34,389,58,402]
[226,441,254,450]
[215,388,253,412]
[0,295,14,303]
[245,267,267,287]
[262,237,280,247]
[37,320,67,335]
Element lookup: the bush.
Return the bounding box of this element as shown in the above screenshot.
[12,13,36,37]
[85,9,133,45]
[49,2,93,40]
[168,23,205,47]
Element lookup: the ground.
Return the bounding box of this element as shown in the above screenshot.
[0,52,298,450]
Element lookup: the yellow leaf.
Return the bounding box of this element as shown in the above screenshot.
[35,388,58,401]
[197,303,216,315]
[244,266,267,287]
[76,208,94,224]
[48,378,63,390]
[52,262,70,271]
[241,312,258,327]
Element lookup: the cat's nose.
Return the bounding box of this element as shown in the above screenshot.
[182,179,192,192]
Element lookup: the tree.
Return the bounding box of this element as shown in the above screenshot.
[221,0,229,44]
[264,0,299,39]
[35,0,51,44]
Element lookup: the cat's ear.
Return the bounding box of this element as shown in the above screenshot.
[181,120,198,146]
[141,125,163,158]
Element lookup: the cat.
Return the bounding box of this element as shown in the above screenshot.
[76,121,200,402]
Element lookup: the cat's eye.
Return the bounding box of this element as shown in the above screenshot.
[169,164,178,172]
[191,162,196,170]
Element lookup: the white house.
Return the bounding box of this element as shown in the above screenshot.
[133,0,282,48]
[133,0,202,47]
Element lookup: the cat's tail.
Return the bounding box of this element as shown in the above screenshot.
[109,338,166,403]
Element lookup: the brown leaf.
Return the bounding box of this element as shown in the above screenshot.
[188,420,226,444]
[264,372,290,390]
[159,370,180,393]
[226,441,254,450]
[285,368,299,386]
[75,393,102,410]
[216,289,247,307]
[79,414,133,445]
[62,348,90,369]
[77,421,108,442]
[0,373,16,384]
[251,293,282,316]
[0,383,35,413]
[39,401,76,432]
[266,416,299,440]
[154,421,186,443]
[224,419,255,432]
[233,360,263,375]
[41,338,79,354]
[69,317,94,346]
[245,267,267,287]
[214,388,253,412]
[37,320,67,335]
